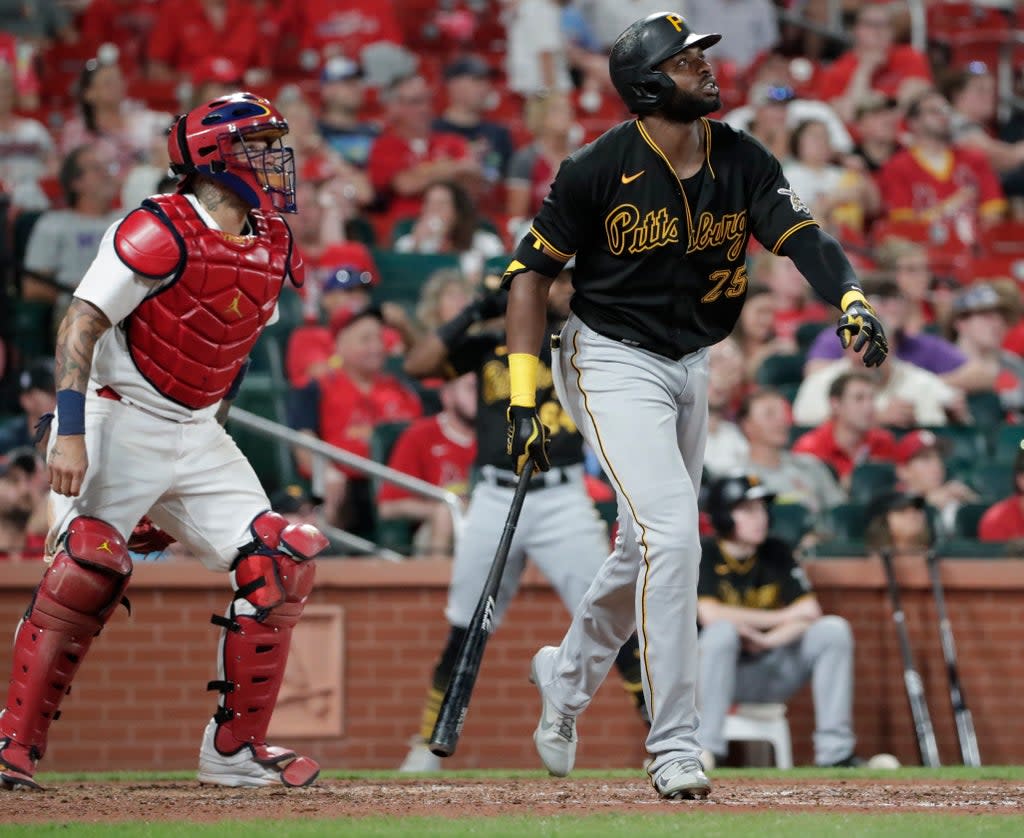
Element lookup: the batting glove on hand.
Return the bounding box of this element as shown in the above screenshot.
[506,405,551,475]
[837,299,889,367]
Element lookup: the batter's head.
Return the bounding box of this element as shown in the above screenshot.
[707,474,776,537]
[609,12,721,115]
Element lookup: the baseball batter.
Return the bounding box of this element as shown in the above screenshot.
[0,93,327,790]
[398,268,647,771]
[502,13,889,800]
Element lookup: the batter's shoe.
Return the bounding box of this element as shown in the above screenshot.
[399,739,442,772]
[529,646,576,777]
[651,757,712,800]
[197,718,320,788]
[0,738,42,791]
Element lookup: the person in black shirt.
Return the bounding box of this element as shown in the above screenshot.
[396,264,646,772]
[501,12,888,800]
[697,475,860,769]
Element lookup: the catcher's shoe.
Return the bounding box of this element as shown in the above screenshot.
[651,757,712,801]
[197,718,320,788]
[398,738,442,772]
[529,646,577,777]
[0,738,42,791]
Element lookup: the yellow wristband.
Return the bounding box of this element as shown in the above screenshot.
[509,353,539,407]
[840,289,867,312]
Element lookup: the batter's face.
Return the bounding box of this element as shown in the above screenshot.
[656,47,721,123]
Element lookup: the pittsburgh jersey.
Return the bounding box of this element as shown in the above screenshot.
[511,118,818,360]
[697,536,812,618]
[448,325,583,469]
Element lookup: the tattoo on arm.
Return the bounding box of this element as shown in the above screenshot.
[55,298,111,393]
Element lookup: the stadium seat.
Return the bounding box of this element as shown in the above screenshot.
[755,353,805,389]
[824,503,869,541]
[370,421,416,555]
[12,299,54,362]
[371,250,461,308]
[923,425,988,463]
[966,390,1005,429]
[993,424,1024,463]
[970,462,1015,502]
[941,538,1009,559]
[225,373,297,496]
[769,503,812,548]
[953,503,991,539]
[810,537,867,559]
[795,321,829,355]
[848,462,897,504]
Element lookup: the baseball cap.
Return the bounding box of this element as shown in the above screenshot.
[18,360,55,394]
[854,91,899,120]
[866,489,926,525]
[270,484,314,515]
[443,55,496,81]
[319,242,378,292]
[894,429,949,465]
[330,304,384,335]
[191,55,243,86]
[953,284,1007,318]
[0,446,39,478]
[320,56,364,84]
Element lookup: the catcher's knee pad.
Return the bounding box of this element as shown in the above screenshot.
[208,512,326,754]
[1,516,130,770]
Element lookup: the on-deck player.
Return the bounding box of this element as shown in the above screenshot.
[0,92,328,790]
[501,13,888,800]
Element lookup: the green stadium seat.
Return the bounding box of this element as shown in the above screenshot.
[994,424,1024,463]
[370,421,416,555]
[770,503,812,548]
[226,373,297,496]
[922,426,987,463]
[970,462,1014,502]
[848,462,897,504]
[12,299,54,361]
[370,250,461,308]
[810,538,868,558]
[953,503,991,538]
[824,503,869,541]
[754,353,805,389]
[370,421,411,464]
[795,321,829,355]
[966,390,1005,430]
[940,538,1009,559]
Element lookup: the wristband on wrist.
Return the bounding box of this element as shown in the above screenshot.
[509,353,539,407]
[840,288,867,311]
[56,389,86,436]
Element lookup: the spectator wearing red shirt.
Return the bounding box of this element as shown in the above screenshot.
[186,55,243,109]
[147,0,267,83]
[290,306,422,534]
[78,0,162,78]
[815,3,932,124]
[792,371,898,487]
[295,0,402,65]
[878,90,1007,245]
[378,374,477,556]
[978,449,1024,544]
[367,74,481,240]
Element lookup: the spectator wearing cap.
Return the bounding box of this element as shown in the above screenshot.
[814,3,932,124]
[894,430,978,538]
[865,490,932,556]
[950,283,1024,416]
[367,74,481,240]
[270,483,318,528]
[805,275,967,381]
[0,361,55,455]
[791,372,898,488]
[147,0,267,84]
[978,449,1024,543]
[317,56,380,169]
[434,56,514,190]
[378,373,478,556]
[724,83,853,160]
[846,92,901,174]
[289,305,422,533]
[285,242,408,389]
[795,328,967,430]
[188,55,244,108]
[393,180,506,283]
[0,447,46,561]
[0,62,57,213]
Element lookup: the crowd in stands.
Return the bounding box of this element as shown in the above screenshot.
[4,0,1024,560]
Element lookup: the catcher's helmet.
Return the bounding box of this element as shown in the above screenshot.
[609,12,721,115]
[168,91,297,213]
[707,475,776,537]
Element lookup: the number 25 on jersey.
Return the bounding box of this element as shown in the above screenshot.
[701,265,748,304]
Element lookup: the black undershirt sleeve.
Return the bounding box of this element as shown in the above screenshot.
[777,224,863,311]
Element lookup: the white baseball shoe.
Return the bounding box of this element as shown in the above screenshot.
[651,757,712,800]
[398,739,442,772]
[529,646,577,777]
[197,718,320,788]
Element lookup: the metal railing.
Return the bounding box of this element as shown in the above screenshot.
[227,407,464,562]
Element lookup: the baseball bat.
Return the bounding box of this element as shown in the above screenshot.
[879,548,941,767]
[429,461,536,757]
[926,547,981,766]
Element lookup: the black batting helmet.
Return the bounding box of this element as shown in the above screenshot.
[609,12,721,115]
[707,475,776,537]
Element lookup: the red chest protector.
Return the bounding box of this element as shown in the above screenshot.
[113,194,303,409]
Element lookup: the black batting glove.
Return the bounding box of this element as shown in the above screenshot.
[506,405,551,475]
[837,299,889,367]
[475,287,508,321]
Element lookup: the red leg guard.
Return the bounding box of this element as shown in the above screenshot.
[206,512,324,786]
[0,517,130,790]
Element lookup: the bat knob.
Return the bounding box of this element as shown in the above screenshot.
[428,742,454,758]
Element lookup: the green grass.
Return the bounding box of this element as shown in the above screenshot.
[4,813,1024,838]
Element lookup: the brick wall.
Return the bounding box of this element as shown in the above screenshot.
[0,556,1021,772]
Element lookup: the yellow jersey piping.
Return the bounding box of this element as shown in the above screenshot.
[529,226,574,261]
[771,219,818,254]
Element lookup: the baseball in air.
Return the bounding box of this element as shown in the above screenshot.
[867,753,902,770]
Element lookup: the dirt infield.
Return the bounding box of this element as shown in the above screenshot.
[7,777,1024,823]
